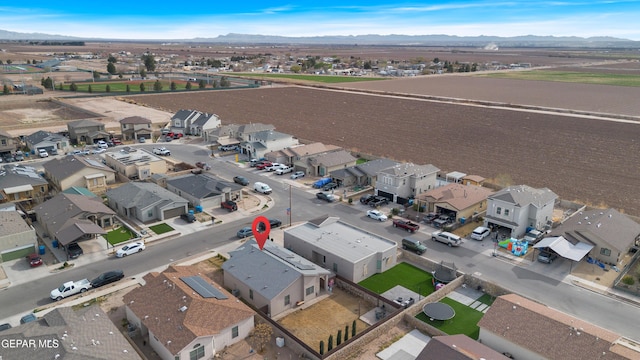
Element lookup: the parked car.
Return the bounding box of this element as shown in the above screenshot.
[153,147,171,156]
[20,313,37,324]
[221,200,238,212]
[91,148,106,154]
[14,151,24,161]
[233,176,249,186]
[90,270,125,288]
[392,219,420,233]
[367,209,388,221]
[165,135,173,142]
[360,194,375,204]
[253,182,272,195]
[369,197,389,207]
[290,171,305,179]
[316,192,337,202]
[116,241,146,257]
[110,138,122,146]
[0,323,11,331]
[402,237,427,255]
[237,227,253,238]
[266,162,282,171]
[138,136,146,143]
[65,242,83,259]
[180,213,197,223]
[96,140,108,149]
[471,226,491,241]
[256,161,272,170]
[432,231,463,247]
[323,182,338,191]
[524,229,545,244]
[50,279,91,301]
[27,253,43,267]
[195,162,211,170]
[38,149,49,158]
[258,218,282,231]
[538,250,558,264]
[275,166,293,175]
[218,144,237,151]
[422,212,438,223]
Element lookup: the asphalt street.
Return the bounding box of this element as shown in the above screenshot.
[1,143,639,341]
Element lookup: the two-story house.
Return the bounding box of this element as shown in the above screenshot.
[265,142,340,167]
[375,162,440,204]
[331,158,399,188]
[67,119,110,145]
[241,130,298,159]
[170,109,221,137]
[0,130,17,156]
[308,149,357,177]
[0,164,49,206]
[484,185,558,238]
[43,155,116,194]
[104,148,167,180]
[24,130,70,155]
[120,116,153,141]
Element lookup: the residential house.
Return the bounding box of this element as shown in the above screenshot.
[124,265,254,360]
[43,155,116,194]
[550,208,640,265]
[484,185,558,238]
[34,193,115,250]
[0,164,49,205]
[170,109,221,138]
[0,305,141,360]
[222,240,332,318]
[0,129,17,155]
[24,130,70,155]
[166,173,242,209]
[208,124,241,147]
[416,334,510,360]
[283,215,398,283]
[236,123,275,142]
[67,119,110,145]
[241,130,298,159]
[331,158,399,188]
[376,162,440,204]
[0,210,36,262]
[106,182,188,223]
[120,116,153,141]
[265,142,340,168]
[416,183,494,222]
[477,293,640,360]
[104,148,167,180]
[308,149,357,177]
[461,174,486,186]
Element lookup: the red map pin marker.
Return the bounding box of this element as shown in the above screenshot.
[251,216,271,250]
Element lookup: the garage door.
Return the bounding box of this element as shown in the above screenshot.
[376,190,394,202]
[162,207,185,220]
[1,244,36,262]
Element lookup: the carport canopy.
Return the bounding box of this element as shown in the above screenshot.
[533,236,593,262]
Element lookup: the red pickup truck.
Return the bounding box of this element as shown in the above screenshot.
[392,219,420,233]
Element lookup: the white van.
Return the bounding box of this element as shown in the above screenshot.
[253,182,272,195]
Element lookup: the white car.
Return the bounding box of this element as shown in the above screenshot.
[265,163,282,171]
[290,171,305,179]
[470,226,491,241]
[116,241,146,257]
[38,149,49,158]
[91,148,106,154]
[367,209,388,221]
[275,166,293,175]
[96,140,109,149]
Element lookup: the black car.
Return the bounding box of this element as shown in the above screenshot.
[323,182,338,191]
[259,218,282,231]
[0,323,11,332]
[233,176,249,186]
[180,213,197,223]
[91,270,125,288]
[316,192,337,202]
[360,194,374,204]
[369,196,389,207]
[20,314,37,324]
[66,242,83,259]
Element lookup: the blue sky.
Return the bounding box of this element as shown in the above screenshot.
[2,1,640,40]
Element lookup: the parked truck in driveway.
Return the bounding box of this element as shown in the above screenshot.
[50,279,91,301]
[392,219,420,233]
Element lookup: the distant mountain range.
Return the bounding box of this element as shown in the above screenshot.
[1,29,638,48]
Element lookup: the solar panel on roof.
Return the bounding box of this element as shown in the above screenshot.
[180,276,228,299]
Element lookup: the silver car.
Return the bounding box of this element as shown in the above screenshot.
[290,171,305,179]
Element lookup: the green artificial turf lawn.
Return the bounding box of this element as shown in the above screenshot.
[415,297,488,339]
[149,223,174,235]
[106,226,137,245]
[358,262,434,297]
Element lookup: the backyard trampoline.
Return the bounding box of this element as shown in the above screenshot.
[433,261,457,283]
[423,302,455,321]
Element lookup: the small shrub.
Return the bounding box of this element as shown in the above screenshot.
[348,198,353,204]
[391,208,399,216]
[622,275,635,286]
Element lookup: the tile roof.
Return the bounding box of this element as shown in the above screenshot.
[478,294,634,360]
[354,158,400,177]
[379,162,440,177]
[119,116,152,124]
[67,119,104,129]
[552,208,640,253]
[309,149,356,167]
[106,182,187,210]
[289,142,340,157]
[166,174,240,199]
[24,130,65,145]
[34,193,115,239]
[0,305,141,360]
[43,155,114,181]
[419,183,494,211]
[222,240,330,300]
[417,334,510,360]
[0,210,32,235]
[253,130,293,142]
[124,265,254,356]
[489,185,557,208]
[0,164,49,188]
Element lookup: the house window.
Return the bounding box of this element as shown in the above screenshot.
[496,207,502,215]
[284,295,290,306]
[249,289,253,300]
[600,248,611,256]
[232,326,239,338]
[323,255,326,264]
[190,344,205,360]
[333,263,338,272]
[306,286,314,296]
[402,179,406,185]
[504,209,510,216]
[1,139,6,146]
[40,186,45,193]
[147,210,153,217]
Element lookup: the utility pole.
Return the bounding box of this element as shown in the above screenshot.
[289,184,292,227]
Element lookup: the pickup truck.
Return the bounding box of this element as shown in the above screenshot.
[275,166,293,175]
[392,219,420,233]
[50,279,91,301]
[153,147,171,156]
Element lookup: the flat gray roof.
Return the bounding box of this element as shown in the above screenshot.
[285,218,397,262]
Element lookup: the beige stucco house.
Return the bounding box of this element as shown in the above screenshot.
[43,155,116,194]
[104,148,167,180]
